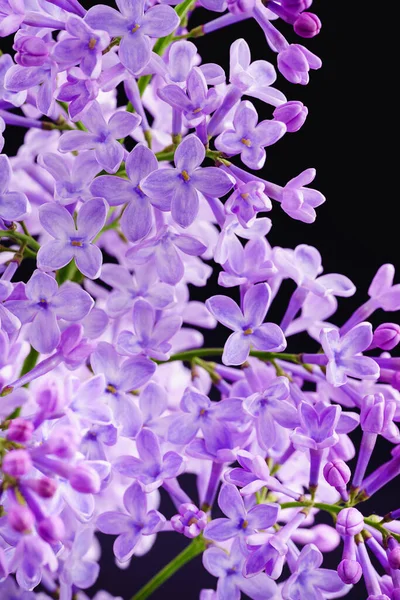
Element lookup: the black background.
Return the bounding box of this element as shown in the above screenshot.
[1,1,399,598]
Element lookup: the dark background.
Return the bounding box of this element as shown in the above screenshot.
[1,1,399,598]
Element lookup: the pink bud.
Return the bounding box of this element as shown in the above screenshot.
[373,323,400,351]
[47,426,80,458]
[273,101,308,133]
[336,508,364,536]
[7,418,34,443]
[70,465,100,493]
[338,559,362,584]
[8,505,34,533]
[27,476,58,498]
[38,516,65,544]
[294,12,322,38]
[2,449,32,477]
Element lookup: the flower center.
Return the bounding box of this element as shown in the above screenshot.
[71,240,83,247]
[131,24,140,33]
[88,38,97,50]
[106,384,117,394]
[241,192,250,200]
[243,328,253,335]
[241,138,252,147]
[241,519,249,529]
[181,170,190,182]
[193,107,202,114]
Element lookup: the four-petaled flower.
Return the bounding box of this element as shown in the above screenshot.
[206,283,286,365]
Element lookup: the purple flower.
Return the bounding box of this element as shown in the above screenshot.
[100,263,175,317]
[4,56,58,116]
[0,0,24,38]
[244,377,299,450]
[203,539,278,600]
[167,386,245,446]
[320,323,380,387]
[116,298,182,360]
[59,528,100,597]
[278,44,322,85]
[141,135,234,228]
[37,197,107,279]
[58,101,140,173]
[171,503,207,538]
[229,38,286,106]
[206,283,286,365]
[52,15,110,77]
[0,154,29,221]
[114,428,184,492]
[0,54,26,106]
[294,12,322,39]
[8,535,56,591]
[5,269,93,354]
[90,143,159,242]
[97,482,165,562]
[215,101,286,170]
[38,151,101,206]
[225,180,272,228]
[282,544,348,599]
[126,225,207,285]
[280,168,326,224]
[85,0,180,74]
[13,34,49,67]
[91,341,155,438]
[291,401,341,451]
[273,100,308,133]
[218,238,276,289]
[204,483,278,544]
[158,67,221,127]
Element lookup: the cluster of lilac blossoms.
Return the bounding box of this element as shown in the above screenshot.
[1,1,400,600]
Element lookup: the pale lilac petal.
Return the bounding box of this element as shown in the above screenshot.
[339,322,373,356]
[26,270,57,301]
[217,577,240,600]
[162,451,184,478]
[368,264,394,298]
[239,572,278,600]
[97,512,132,534]
[308,568,346,592]
[91,341,120,381]
[114,531,140,562]
[95,139,124,173]
[253,119,286,147]
[174,134,205,173]
[133,298,155,341]
[141,168,178,200]
[90,176,133,207]
[136,429,161,465]
[251,323,286,352]
[294,244,321,280]
[115,394,142,438]
[223,331,250,365]
[247,504,279,530]
[168,414,199,445]
[326,361,347,387]
[108,111,141,138]
[173,234,207,256]
[191,167,233,197]
[141,4,179,37]
[203,547,231,578]
[119,356,156,390]
[126,143,158,184]
[218,483,245,520]
[84,5,127,35]
[119,33,151,74]
[215,131,243,155]
[77,198,107,240]
[243,283,270,328]
[37,241,74,272]
[156,238,183,284]
[123,481,147,519]
[158,84,192,111]
[30,310,60,354]
[233,100,258,135]
[39,202,75,240]
[316,274,355,297]
[0,191,29,220]
[140,382,167,421]
[74,245,103,279]
[205,295,243,331]
[53,282,94,321]
[171,181,199,228]
[151,315,182,346]
[204,518,239,541]
[121,196,152,242]
[339,356,380,380]
[168,40,197,83]
[59,131,99,153]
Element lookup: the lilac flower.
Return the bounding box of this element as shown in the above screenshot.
[204,483,278,544]
[114,428,184,492]
[229,38,286,106]
[158,67,221,127]
[116,298,182,360]
[0,54,26,106]
[90,143,159,242]
[168,386,245,446]
[279,169,326,223]
[215,101,286,170]
[273,101,308,133]
[52,15,110,77]
[141,135,234,228]
[203,539,278,600]
[58,101,140,173]
[100,263,175,317]
[13,34,50,67]
[85,0,180,74]
[244,376,299,450]
[278,44,322,85]
[291,401,341,451]
[4,55,58,116]
[0,154,29,221]
[97,482,165,562]
[59,528,100,598]
[320,323,380,387]
[8,535,57,591]
[225,180,272,228]
[38,151,101,206]
[126,225,207,285]
[91,342,155,438]
[171,503,207,538]
[37,198,107,279]
[218,238,276,289]
[5,269,93,354]
[66,374,113,426]
[0,1,24,37]
[206,283,286,365]
[282,544,348,599]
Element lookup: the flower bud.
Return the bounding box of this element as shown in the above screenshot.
[388,546,400,570]
[294,12,321,38]
[171,503,207,538]
[361,393,394,434]
[38,516,65,544]
[70,465,101,493]
[273,101,308,133]
[2,449,32,477]
[7,418,34,443]
[336,508,364,536]
[281,0,312,11]
[27,476,58,498]
[337,559,362,584]
[14,36,49,67]
[47,426,80,458]
[373,323,400,351]
[8,505,34,533]
[323,460,351,488]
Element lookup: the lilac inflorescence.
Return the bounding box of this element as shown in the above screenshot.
[0,1,398,599]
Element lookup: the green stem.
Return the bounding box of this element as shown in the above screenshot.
[161,348,302,364]
[0,230,40,252]
[19,346,39,380]
[155,150,176,162]
[131,537,205,600]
